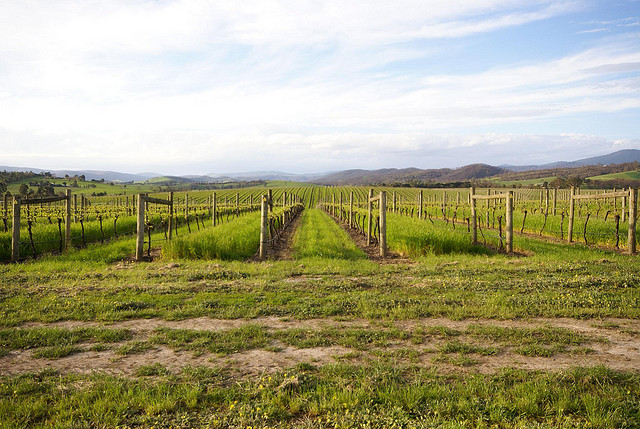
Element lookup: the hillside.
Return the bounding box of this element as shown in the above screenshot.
[502,149,640,171]
[314,164,507,185]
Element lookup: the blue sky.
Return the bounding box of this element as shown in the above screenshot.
[0,0,639,175]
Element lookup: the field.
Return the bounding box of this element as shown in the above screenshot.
[1,184,639,427]
[587,170,640,182]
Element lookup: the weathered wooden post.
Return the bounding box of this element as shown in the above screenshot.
[545,188,549,213]
[568,186,575,243]
[486,189,491,227]
[11,197,20,262]
[211,192,217,227]
[283,191,287,207]
[380,191,387,258]
[349,191,354,228]
[65,190,72,250]
[470,187,477,244]
[553,188,557,216]
[331,193,335,217]
[506,191,513,253]
[367,189,373,244]
[73,194,78,222]
[3,193,8,232]
[267,189,273,213]
[622,193,627,222]
[418,190,423,219]
[629,188,637,254]
[339,192,343,222]
[393,191,397,214]
[135,194,146,261]
[185,193,189,217]
[168,192,174,239]
[259,195,269,259]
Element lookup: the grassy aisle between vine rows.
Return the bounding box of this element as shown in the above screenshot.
[292,209,367,260]
[1,217,640,427]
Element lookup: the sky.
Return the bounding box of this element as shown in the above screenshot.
[1,0,639,175]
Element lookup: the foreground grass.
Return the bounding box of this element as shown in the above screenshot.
[292,209,366,260]
[1,365,638,428]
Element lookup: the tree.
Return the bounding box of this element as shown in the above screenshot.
[19,183,29,197]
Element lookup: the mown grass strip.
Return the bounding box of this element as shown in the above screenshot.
[292,209,366,260]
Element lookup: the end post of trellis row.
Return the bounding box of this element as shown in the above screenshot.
[629,187,637,255]
[11,196,21,262]
[506,190,513,253]
[135,194,146,261]
[65,190,72,250]
[259,195,269,259]
[367,188,373,245]
[379,191,387,257]
[470,187,477,244]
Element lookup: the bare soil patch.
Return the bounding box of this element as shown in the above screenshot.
[4,316,639,377]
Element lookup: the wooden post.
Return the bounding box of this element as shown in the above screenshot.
[267,189,273,213]
[65,190,71,250]
[135,194,146,261]
[3,193,8,232]
[506,191,513,253]
[622,194,627,222]
[283,191,287,207]
[553,188,557,216]
[545,188,549,213]
[568,186,575,243]
[11,197,20,262]
[185,193,189,217]
[393,191,396,214]
[367,188,373,245]
[168,192,174,239]
[259,195,268,259]
[486,189,490,227]
[629,188,637,254]
[212,192,217,227]
[470,187,477,244]
[331,193,335,217]
[339,192,343,222]
[418,190,423,219]
[349,191,354,228]
[380,191,387,257]
[236,193,240,217]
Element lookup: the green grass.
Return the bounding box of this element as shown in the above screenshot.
[386,213,492,257]
[587,170,640,181]
[1,365,638,428]
[162,211,262,260]
[292,209,366,260]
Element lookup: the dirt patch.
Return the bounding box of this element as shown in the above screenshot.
[248,210,302,261]
[4,316,640,377]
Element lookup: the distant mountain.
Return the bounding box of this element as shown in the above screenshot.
[502,149,640,172]
[207,171,328,182]
[315,164,507,185]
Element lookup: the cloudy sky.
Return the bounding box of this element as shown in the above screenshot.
[1,0,639,175]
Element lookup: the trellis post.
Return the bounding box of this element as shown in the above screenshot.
[380,191,387,257]
[11,197,20,262]
[418,190,423,219]
[168,192,174,239]
[470,187,477,244]
[135,194,146,261]
[629,188,637,255]
[349,191,354,228]
[367,189,373,244]
[506,191,513,253]
[259,195,269,259]
[65,190,72,250]
[568,186,575,243]
[212,192,217,227]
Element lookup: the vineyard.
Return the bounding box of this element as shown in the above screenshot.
[1,184,640,427]
[1,185,637,263]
